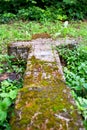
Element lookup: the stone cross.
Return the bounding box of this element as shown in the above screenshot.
[8,38,84,130]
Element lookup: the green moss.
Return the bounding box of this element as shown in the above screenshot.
[24,56,63,86]
[10,56,83,129]
[32,33,51,40]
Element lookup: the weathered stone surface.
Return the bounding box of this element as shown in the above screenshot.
[11,81,83,130]
[8,37,79,60]
[8,42,31,60]
[9,38,84,130]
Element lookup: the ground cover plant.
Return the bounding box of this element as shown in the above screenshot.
[0,54,26,129]
[56,44,87,128]
[0,20,87,54]
[0,20,87,129]
[0,0,87,23]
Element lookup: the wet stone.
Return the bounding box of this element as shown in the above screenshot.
[9,38,84,130]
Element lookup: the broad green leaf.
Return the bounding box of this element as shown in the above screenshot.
[0,68,4,74]
[0,110,7,123]
[1,80,10,88]
[0,98,11,110]
[83,83,87,89]
[2,97,12,108]
[9,90,18,100]
[0,93,8,98]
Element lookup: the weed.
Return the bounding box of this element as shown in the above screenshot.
[0,54,26,129]
[56,44,87,128]
[0,21,87,54]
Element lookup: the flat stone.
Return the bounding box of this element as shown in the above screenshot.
[8,38,79,60]
[9,38,84,129]
[11,81,83,130]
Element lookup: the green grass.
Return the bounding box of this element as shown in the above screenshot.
[0,20,87,53]
[0,20,87,129]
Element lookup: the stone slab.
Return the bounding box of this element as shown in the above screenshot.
[9,38,84,130]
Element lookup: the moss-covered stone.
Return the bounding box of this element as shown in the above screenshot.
[32,33,51,40]
[7,42,32,60]
[10,56,83,130]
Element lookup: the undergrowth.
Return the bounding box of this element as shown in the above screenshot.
[0,20,87,129]
[56,44,87,128]
[0,21,87,54]
[0,54,26,130]
[0,0,87,23]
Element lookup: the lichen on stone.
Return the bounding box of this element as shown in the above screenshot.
[10,56,83,130]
